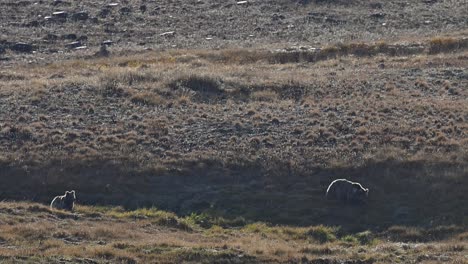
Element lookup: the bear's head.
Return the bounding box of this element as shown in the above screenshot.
[352,184,369,203]
[64,190,76,207]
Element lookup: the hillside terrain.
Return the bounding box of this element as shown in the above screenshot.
[0,202,467,263]
[0,0,467,263]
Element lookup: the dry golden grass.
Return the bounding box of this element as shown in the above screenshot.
[0,202,466,263]
[0,35,467,263]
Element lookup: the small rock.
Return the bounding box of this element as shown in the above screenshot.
[95,45,110,57]
[101,40,113,46]
[52,11,68,19]
[160,31,175,37]
[43,34,59,41]
[74,46,87,50]
[65,41,81,49]
[237,1,248,5]
[11,42,33,53]
[26,20,40,27]
[71,11,89,21]
[119,7,132,14]
[77,35,88,42]
[62,33,77,40]
[99,8,111,18]
[52,0,63,6]
[370,12,385,19]
[107,3,119,7]
[272,13,285,21]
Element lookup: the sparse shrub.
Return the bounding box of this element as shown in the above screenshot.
[426,225,464,241]
[251,90,278,102]
[341,235,358,244]
[306,226,337,243]
[100,78,128,97]
[429,37,459,54]
[130,92,165,106]
[300,245,333,255]
[386,226,424,242]
[1,126,34,141]
[355,231,375,245]
[169,75,223,95]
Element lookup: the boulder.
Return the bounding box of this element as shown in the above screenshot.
[71,11,89,21]
[160,31,175,37]
[95,45,110,57]
[65,41,81,49]
[119,7,132,14]
[99,8,111,18]
[62,33,77,40]
[52,11,68,19]
[44,34,59,41]
[11,43,33,53]
[101,40,113,46]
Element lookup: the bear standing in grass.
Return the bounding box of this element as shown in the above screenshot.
[50,190,76,211]
[326,179,368,204]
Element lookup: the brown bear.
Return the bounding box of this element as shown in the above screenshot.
[326,179,368,204]
[50,190,76,211]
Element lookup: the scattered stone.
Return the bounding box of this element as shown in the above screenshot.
[107,3,119,7]
[160,31,175,37]
[369,2,383,9]
[11,42,33,53]
[74,46,87,50]
[99,8,111,18]
[95,45,110,57]
[370,12,385,19]
[272,13,285,21]
[71,11,89,21]
[44,34,59,41]
[62,33,77,40]
[101,40,113,46]
[44,16,52,20]
[119,7,132,14]
[65,41,81,49]
[237,1,248,5]
[52,0,63,6]
[52,11,68,19]
[26,20,40,27]
[77,36,88,42]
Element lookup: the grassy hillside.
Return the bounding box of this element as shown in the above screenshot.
[0,0,467,262]
[1,41,467,229]
[0,202,466,263]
